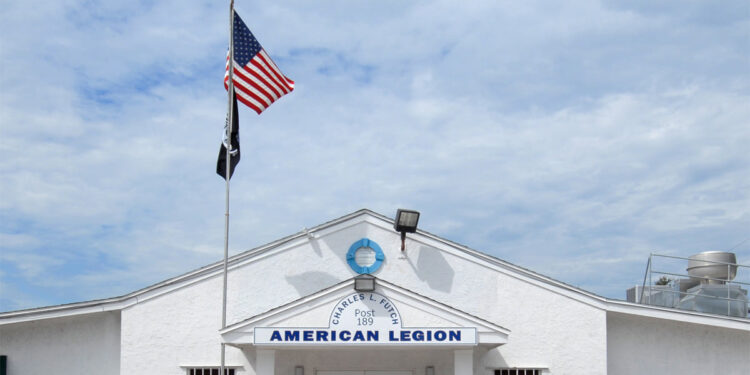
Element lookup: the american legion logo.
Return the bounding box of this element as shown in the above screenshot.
[254,292,476,345]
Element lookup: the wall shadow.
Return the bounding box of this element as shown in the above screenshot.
[285,271,341,296]
[415,245,455,293]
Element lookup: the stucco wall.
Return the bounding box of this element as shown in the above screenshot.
[483,271,607,374]
[0,311,120,375]
[120,218,609,375]
[354,223,609,374]
[607,311,750,375]
[119,221,376,374]
[120,275,250,374]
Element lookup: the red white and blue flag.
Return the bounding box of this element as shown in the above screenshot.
[225,11,295,114]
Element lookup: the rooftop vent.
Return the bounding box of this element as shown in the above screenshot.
[687,251,737,284]
[628,251,749,318]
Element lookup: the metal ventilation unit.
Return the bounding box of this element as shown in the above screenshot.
[627,251,749,318]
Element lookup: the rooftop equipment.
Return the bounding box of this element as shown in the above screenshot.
[628,251,749,318]
[686,251,737,284]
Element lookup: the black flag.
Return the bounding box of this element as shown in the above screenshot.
[217,94,240,180]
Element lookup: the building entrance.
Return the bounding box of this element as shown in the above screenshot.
[318,371,413,375]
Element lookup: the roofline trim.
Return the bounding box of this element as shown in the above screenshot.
[0,209,373,323]
[220,276,511,337]
[2,209,748,329]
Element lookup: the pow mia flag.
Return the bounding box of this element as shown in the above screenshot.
[216,93,240,180]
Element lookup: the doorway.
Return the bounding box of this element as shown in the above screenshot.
[318,371,413,375]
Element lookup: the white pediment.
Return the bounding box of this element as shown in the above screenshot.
[221,277,509,347]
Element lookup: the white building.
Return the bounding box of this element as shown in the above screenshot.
[1,209,748,374]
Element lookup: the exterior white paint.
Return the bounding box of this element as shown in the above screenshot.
[220,279,509,348]
[607,311,750,375]
[119,272,249,374]
[219,218,609,373]
[454,350,473,375]
[1,210,748,375]
[0,311,120,375]
[257,349,276,375]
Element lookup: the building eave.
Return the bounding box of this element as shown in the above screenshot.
[2,208,748,330]
[604,298,750,331]
[0,209,374,324]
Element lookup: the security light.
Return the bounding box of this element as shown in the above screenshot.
[394,209,420,233]
[354,274,376,292]
[394,209,420,251]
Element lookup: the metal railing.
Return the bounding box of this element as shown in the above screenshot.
[639,253,749,318]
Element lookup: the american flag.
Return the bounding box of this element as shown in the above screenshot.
[224,11,294,114]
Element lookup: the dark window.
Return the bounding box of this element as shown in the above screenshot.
[186,368,236,375]
[495,369,541,375]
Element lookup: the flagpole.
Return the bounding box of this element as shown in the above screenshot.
[221,1,236,374]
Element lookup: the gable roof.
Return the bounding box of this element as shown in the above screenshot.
[220,276,510,347]
[1,209,748,331]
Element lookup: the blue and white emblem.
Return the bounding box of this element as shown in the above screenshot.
[346,238,384,274]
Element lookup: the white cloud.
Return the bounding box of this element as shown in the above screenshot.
[1,0,748,311]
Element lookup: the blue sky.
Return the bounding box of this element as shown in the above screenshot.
[1,0,749,312]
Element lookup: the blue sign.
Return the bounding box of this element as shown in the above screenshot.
[253,292,477,346]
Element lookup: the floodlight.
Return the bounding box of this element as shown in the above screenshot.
[354,274,376,292]
[394,209,420,233]
[394,209,420,251]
